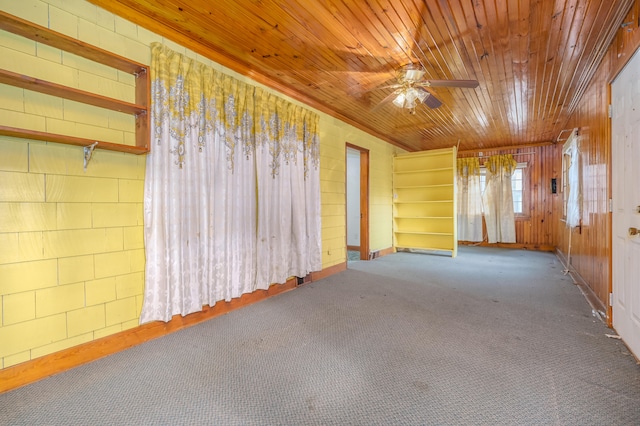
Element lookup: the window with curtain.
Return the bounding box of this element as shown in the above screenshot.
[479,163,527,214]
[141,43,321,323]
[482,154,517,243]
[457,157,483,242]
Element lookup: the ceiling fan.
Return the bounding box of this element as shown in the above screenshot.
[373,64,479,114]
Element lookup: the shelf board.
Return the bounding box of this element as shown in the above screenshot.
[393,167,453,174]
[394,231,453,236]
[394,200,453,204]
[394,184,454,189]
[0,11,147,75]
[394,216,453,220]
[395,148,453,159]
[0,126,149,155]
[0,69,146,115]
[396,245,456,252]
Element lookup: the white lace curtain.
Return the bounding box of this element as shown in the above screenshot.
[483,154,517,243]
[141,43,321,323]
[563,131,581,228]
[254,91,322,287]
[456,157,483,242]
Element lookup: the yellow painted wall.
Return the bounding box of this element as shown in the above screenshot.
[318,115,401,268]
[0,0,399,370]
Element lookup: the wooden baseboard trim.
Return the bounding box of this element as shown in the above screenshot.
[310,262,347,281]
[0,278,299,394]
[458,241,555,252]
[376,246,394,257]
[555,248,608,324]
[346,245,360,251]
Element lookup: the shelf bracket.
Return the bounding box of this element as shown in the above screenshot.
[133,67,147,78]
[83,141,99,172]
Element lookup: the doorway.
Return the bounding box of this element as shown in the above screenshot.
[611,47,640,360]
[346,144,369,261]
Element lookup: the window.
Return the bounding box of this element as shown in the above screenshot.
[480,163,527,214]
[511,168,524,214]
[562,150,570,219]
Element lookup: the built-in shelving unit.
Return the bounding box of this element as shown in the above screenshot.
[393,147,457,257]
[0,11,150,154]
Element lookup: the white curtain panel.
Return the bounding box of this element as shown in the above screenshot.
[483,154,517,243]
[254,91,322,287]
[141,44,321,323]
[457,157,483,242]
[563,131,581,228]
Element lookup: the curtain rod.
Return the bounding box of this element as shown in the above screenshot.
[458,150,537,159]
[556,128,578,143]
[457,141,554,155]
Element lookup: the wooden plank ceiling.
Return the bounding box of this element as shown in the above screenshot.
[88,0,634,152]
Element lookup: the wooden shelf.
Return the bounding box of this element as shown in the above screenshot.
[394,200,453,204]
[395,150,454,159]
[0,126,149,155]
[393,147,458,257]
[394,184,454,189]
[393,167,453,174]
[0,11,149,155]
[394,216,453,220]
[395,231,453,236]
[0,69,147,115]
[0,11,146,75]
[396,245,453,252]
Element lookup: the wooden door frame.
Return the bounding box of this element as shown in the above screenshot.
[346,143,370,261]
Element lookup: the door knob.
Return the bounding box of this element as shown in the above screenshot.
[629,227,639,236]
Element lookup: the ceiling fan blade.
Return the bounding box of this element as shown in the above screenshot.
[365,83,403,93]
[371,89,401,112]
[422,79,479,88]
[422,92,442,109]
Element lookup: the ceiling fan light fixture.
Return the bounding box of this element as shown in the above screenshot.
[393,88,426,110]
[375,64,477,113]
[404,68,425,82]
[405,88,419,103]
[392,92,406,108]
[414,88,428,103]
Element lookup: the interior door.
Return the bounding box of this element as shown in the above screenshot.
[345,144,369,261]
[611,48,640,360]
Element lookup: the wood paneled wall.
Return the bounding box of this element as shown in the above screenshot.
[459,143,561,250]
[558,0,640,319]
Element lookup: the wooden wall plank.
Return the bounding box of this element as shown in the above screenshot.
[459,143,561,249]
[558,0,640,322]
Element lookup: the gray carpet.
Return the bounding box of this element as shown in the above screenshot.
[1,246,639,425]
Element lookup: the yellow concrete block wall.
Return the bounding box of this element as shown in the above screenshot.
[0,0,400,371]
[318,114,404,268]
[0,135,146,369]
[0,0,148,369]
